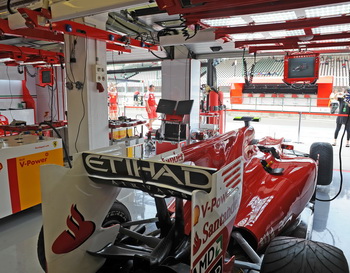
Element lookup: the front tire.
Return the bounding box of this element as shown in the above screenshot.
[261,236,349,273]
[309,142,333,185]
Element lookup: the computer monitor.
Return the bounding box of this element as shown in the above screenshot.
[39,68,53,87]
[283,52,319,84]
[156,99,177,114]
[175,100,194,115]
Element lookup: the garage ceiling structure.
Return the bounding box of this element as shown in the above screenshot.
[0,0,349,64]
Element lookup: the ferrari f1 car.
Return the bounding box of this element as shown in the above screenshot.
[37,117,349,273]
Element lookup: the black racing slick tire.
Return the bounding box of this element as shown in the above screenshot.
[37,200,131,272]
[309,142,333,186]
[260,236,349,273]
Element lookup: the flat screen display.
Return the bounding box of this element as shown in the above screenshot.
[41,70,52,83]
[283,53,319,84]
[175,100,194,115]
[156,99,177,114]
[288,57,315,78]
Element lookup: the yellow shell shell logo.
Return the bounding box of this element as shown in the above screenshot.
[193,205,200,226]
[53,141,57,147]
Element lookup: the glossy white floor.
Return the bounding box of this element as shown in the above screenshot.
[0,115,349,272]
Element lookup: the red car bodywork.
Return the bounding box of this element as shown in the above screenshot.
[172,125,317,252]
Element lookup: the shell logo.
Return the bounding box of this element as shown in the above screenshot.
[0,162,2,171]
[193,205,200,226]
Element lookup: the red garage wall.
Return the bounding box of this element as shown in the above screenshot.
[230,83,244,104]
[317,76,333,107]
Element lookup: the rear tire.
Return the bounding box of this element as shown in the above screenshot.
[309,142,333,185]
[37,200,131,272]
[261,236,349,273]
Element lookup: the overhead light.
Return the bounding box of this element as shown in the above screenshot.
[249,43,279,46]
[308,46,348,50]
[210,46,223,52]
[259,49,289,53]
[231,33,265,40]
[313,24,350,34]
[0,58,14,62]
[251,11,297,23]
[155,19,183,28]
[202,17,246,27]
[306,4,350,18]
[300,38,350,44]
[269,29,305,37]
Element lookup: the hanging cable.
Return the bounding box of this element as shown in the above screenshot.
[39,121,72,168]
[7,0,15,14]
[74,37,88,153]
[243,48,249,85]
[179,14,199,41]
[25,66,37,77]
[316,112,349,202]
[249,52,256,85]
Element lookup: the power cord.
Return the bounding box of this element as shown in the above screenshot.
[6,66,14,120]
[316,106,350,202]
[39,121,72,168]
[7,0,15,14]
[74,37,88,153]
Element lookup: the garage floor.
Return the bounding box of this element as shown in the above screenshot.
[0,115,349,272]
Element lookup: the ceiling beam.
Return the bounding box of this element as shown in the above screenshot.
[235,33,350,48]
[215,15,350,39]
[0,19,64,43]
[249,41,350,53]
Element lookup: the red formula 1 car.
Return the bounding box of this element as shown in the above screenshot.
[37,117,348,273]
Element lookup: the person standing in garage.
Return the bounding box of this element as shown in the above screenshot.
[144,84,157,130]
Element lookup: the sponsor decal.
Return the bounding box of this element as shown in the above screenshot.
[83,153,216,199]
[35,144,50,149]
[19,156,48,168]
[193,235,223,273]
[52,205,95,254]
[209,258,223,273]
[161,152,184,163]
[193,192,238,246]
[53,141,57,147]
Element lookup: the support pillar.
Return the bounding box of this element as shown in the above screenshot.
[65,15,109,155]
[161,57,201,131]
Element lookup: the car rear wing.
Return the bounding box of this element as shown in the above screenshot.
[82,152,218,200]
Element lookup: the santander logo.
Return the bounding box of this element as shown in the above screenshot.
[52,205,95,254]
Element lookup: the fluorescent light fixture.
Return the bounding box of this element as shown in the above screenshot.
[313,24,350,34]
[251,11,297,23]
[249,43,279,46]
[202,17,246,27]
[231,33,265,40]
[259,49,288,53]
[0,58,14,62]
[306,4,350,18]
[301,38,350,44]
[269,29,305,37]
[308,46,348,50]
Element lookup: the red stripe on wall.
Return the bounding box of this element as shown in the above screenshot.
[7,158,21,213]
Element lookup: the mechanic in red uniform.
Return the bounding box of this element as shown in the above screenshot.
[108,84,118,120]
[144,84,157,130]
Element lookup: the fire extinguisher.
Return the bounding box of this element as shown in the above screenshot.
[208,88,219,125]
